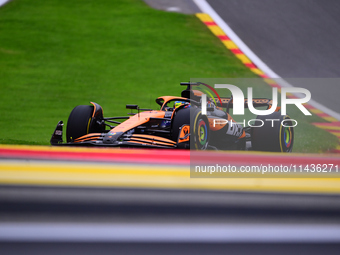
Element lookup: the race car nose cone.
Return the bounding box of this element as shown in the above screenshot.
[103,132,123,144]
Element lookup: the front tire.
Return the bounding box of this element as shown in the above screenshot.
[66,105,94,142]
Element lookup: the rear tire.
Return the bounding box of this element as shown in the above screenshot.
[66,105,94,142]
[251,112,294,152]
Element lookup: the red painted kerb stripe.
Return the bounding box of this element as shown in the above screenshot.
[0,147,339,166]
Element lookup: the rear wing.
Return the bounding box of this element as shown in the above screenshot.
[213,97,274,109]
[180,82,276,110]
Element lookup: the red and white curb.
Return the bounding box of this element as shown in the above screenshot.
[1,144,339,166]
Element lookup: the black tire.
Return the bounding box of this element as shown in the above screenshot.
[251,111,294,152]
[171,107,210,150]
[191,108,210,150]
[171,107,190,143]
[66,105,94,142]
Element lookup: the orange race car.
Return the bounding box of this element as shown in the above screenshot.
[50,82,294,152]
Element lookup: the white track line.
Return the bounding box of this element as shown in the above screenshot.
[0,0,9,7]
[1,223,340,242]
[193,0,340,121]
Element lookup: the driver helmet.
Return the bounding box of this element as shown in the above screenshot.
[174,101,186,109]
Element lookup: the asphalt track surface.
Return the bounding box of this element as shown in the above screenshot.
[205,0,340,113]
[207,0,340,78]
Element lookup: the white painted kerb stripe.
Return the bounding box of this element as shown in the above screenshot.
[0,0,9,7]
[1,223,340,242]
[193,0,340,121]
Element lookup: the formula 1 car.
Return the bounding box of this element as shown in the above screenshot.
[50,82,294,152]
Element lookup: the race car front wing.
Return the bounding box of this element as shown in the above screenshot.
[50,121,177,148]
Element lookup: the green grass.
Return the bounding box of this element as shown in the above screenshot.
[0,0,337,153]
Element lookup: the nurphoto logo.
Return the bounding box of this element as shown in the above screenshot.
[201,84,311,127]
